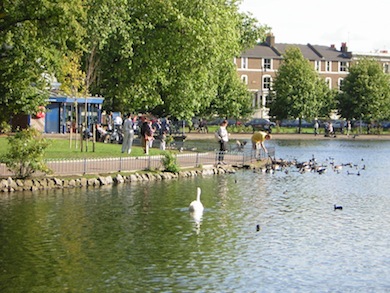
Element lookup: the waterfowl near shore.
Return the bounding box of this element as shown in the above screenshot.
[189,187,204,213]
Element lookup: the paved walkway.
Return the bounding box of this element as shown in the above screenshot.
[185,131,390,141]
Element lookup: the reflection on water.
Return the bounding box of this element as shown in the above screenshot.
[1,140,390,292]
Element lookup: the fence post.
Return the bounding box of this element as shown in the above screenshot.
[119,156,122,172]
[83,158,87,175]
[196,153,199,167]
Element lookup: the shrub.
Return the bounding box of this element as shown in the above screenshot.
[0,121,11,134]
[161,151,180,173]
[1,128,51,178]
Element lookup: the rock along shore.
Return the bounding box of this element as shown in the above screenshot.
[0,165,239,193]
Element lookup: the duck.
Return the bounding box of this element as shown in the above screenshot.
[333,165,343,171]
[189,187,204,213]
[334,204,343,210]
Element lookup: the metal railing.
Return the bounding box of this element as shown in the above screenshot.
[0,147,275,177]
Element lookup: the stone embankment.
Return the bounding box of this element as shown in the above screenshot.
[0,165,238,193]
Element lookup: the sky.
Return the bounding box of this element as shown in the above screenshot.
[239,0,390,53]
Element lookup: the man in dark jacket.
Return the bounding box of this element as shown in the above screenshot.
[140,116,153,154]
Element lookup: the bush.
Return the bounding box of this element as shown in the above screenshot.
[0,121,11,134]
[161,151,180,173]
[1,128,51,178]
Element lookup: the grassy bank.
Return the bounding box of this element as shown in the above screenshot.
[0,136,167,160]
[0,125,388,160]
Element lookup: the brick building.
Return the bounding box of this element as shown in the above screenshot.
[236,34,390,118]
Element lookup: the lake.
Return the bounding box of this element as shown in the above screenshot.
[1,139,390,292]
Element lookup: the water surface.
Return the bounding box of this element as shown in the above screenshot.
[1,140,390,292]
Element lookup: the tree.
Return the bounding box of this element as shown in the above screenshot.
[338,58,390,122]
[87,0,265,121]
[207,63,253,119]
[0,0,86,124]
[1,0,265,126]
[269,47,332,133]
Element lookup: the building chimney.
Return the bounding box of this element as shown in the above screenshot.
[266,34,275,47]
[340,42,348,52]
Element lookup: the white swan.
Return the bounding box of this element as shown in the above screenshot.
[189,187,204,213]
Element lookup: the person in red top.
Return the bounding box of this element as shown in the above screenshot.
[140,116,153,155]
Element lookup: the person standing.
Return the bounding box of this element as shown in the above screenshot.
[251,131,272,158]
[121,114,135,154]
[328,122,334,137]
[346,120,352,137]
[140,116,153,155]
[215,120,229,164]
[114,113,123,130]
[159,131,167,150]
[314,120,319,136]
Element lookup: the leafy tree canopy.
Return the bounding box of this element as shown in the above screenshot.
[0,0,86,122]
[337,58,390,122]
[269,47,333,131]
[88,0,266,120]
[1,0,266,125]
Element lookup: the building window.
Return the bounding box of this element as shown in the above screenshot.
[241,75,248,84]
[338,78,344,90]
[325,77,332,89]
[263,58,271,70]
[326,61,331,72]
[315,60,321,71]
[263,76,271,89]
[241,57,248,69]
[339,61,348,72]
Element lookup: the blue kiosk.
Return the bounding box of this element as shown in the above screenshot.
[44,95,104,134]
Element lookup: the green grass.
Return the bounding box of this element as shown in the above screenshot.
[0,136,170,160]
[0,126,388,160]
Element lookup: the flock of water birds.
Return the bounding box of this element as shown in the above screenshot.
[188,154,367,232]
[256,154,366,177]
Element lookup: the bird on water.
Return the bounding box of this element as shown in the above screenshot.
[189,187,204,213]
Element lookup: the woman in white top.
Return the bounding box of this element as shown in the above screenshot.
[216,120,229,164]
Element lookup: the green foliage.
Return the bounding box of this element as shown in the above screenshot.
[0,0,87,123]
[1,0,265,124]
[338,58,390,121]
[207,63,254,119]
[269,47,333,133]
[0,122,11,134]
[1,128,51,178]
[161,151,180,173]
[87,0,265,120]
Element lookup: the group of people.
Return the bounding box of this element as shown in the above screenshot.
[103,113,273,160]
[98,113,170,155]
[122,114,170,155]
[138,116,169,155]
[314,120,353,137]
[215,119,271,164]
